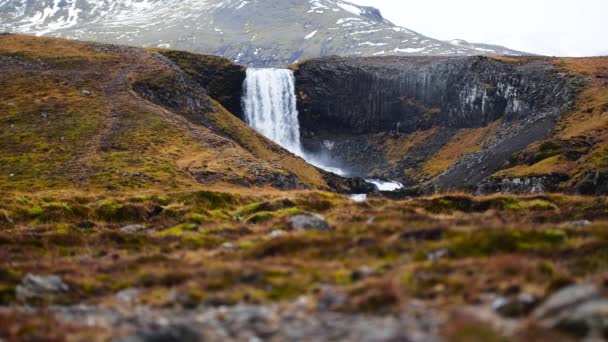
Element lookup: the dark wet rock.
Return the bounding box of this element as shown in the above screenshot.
[351,266,377,282]
[156,50,246,119]
[400,228,445,241]
[120,224,145,234]
[16,274,69,303]
[322,171,376,194]
[288,214,331,231]
[476,176,567,195]
[77,221,96,229]
[115,324,200,342]
[493,293,540,318]
[578,172,608,195]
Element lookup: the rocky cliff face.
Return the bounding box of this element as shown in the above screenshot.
[294,56,575,134]
[293,56,582,191]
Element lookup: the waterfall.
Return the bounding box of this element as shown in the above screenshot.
[242,68,303,156]
[241,67,403,194]
[242,68,346,176]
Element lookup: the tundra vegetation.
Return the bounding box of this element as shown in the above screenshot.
[0,35,607,341]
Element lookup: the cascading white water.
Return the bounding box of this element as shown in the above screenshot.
[241,68,403,197]
[242,68,346,176]
[242,68,303,156]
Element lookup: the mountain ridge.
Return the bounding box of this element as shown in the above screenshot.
[0,0,529,67]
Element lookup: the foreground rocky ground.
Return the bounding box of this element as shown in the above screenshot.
[1,190,607,341]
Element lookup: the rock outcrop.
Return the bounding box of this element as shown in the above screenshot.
[293,56,581,191]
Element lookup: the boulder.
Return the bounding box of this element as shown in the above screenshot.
[268,229,287,238]
[115,288,141,304]
[288,214,331,232]
[533,284,602,319]
[567,220,592,228]
[120,224,145,234]
[533,283,608,338]
[16,274,70,303]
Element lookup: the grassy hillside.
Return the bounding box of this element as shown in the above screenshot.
[494,58,608,192]
[0,35,328,194]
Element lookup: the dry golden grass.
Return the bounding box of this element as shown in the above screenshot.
[0,34,328,193]
[423,120,502,177]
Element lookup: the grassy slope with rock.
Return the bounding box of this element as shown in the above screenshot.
[1,35,608,341]
[0,34,328,194]
[1,190,608,341]
[493,58,608,192]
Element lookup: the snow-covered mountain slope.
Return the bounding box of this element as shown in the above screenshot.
[0,0,529,66]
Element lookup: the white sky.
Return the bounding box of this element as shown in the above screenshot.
[349,0,608,57]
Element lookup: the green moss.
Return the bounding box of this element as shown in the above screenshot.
[245,212,276,224]
[186,213,212,224]
[159,223,199,237]
[94,200,146,222]
[505,199,558,211]
[447,229,568,257]
[182,191,238,211]
[95,200,123,221]
[235,199,296,218]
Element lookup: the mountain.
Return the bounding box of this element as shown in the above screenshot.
[0,0,528,66]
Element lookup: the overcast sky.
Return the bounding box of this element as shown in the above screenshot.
[349,0,608,57]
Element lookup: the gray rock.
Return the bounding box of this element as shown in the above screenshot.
[317,286,349,311]
[115,288,141,304]
[269,229,287,238]
[552,299,608,338]
[568,220,592,228]
[81,90,92,96]
[288,214,331,232]
[493,293,539,318]
[16,274,70,303]
[427,248,450,262]
[221,242,237,250]
[532,283,608,338]
[533,284,602,319]
[120,224,145,234]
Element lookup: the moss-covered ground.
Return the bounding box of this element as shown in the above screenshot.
[1,189,607,339]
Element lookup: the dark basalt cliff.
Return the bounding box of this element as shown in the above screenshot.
[292,56,582,192]
[294,56,575,134]
[155,49,247,118]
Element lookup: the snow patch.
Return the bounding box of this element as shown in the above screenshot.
[393,47,425,53]
[337,2,363,16]
[304,30,318,40]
